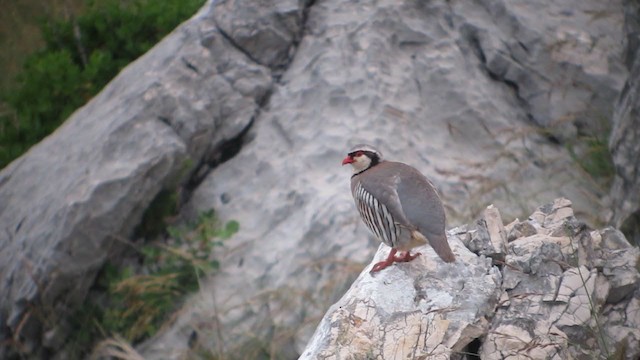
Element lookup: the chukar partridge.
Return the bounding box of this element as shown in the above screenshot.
[342,144,455,273]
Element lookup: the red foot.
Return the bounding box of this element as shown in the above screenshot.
[370,249,422,274]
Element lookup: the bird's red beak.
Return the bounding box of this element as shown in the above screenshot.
[342,156,354,165]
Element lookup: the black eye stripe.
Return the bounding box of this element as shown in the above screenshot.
[348,150,376,158]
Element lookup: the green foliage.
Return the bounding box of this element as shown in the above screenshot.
[572,137,614,179]
[0,0,205,169]
[68,210,238,355]
[566,134,615,185]
[135,189,180,239]
[136,159,197,238]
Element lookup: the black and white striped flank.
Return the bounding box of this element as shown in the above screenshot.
[353,182,399,247]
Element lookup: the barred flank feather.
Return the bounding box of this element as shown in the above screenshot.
[354,182,399,247]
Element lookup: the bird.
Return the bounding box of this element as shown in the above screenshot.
[342,144,455,273]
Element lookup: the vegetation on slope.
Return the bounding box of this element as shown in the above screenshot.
[0,0,205,169]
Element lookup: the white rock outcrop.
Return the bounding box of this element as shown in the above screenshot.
[302,199,640,360]
[300,232,501,359]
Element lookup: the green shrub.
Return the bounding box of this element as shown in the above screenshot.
[68,210,238,355]
[566,134,615,185]
[0,0,205,169]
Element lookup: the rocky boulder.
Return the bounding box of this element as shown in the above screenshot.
[302,199,640,359]
[0,1,276,357]
[300,226,502,359]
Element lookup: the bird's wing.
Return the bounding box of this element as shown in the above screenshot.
[356,162,413,229]
[395,163,446,236]
[395,163,454,262]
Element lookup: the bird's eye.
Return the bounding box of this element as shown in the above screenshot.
[355,151,364,157]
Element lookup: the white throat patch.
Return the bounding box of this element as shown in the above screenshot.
[351,154,372,173]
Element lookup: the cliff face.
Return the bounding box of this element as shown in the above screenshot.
[0,2,275,357]
[0,0,636,359]
[610,0,640,246]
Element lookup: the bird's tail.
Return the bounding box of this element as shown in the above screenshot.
[432,233,456,262]
[415,231,455,263]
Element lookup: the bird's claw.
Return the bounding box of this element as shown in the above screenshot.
[370,260,392,273]
[369,250,422,274]
[395,251,421,263]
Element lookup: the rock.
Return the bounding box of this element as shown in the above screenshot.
[603,295,640,359]
[302,199,640,359]
[0,0,633,358]
[623,0,640,69]
[505,219,538,242]
[300,236,501,359]
[601,247,640,303]
[596,226,634,250]
[480,200,640,360]
[453,0,626,139]
[138,0,628,357]
[212,0,306,69]
[465,204,508,262]
[610,0,640,247]
[0,1,273,358]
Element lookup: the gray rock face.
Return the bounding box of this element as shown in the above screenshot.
[0,0,633,359]
[455,0,626,138]
[302,199,640,359]
[138,0,628,358]
[609,0,640,246]
[212,0,307,69]
[0,2,272,357]
[623,0,640,68]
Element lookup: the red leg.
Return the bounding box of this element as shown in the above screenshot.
[370,248,398,273]
[394,251,421,263]
[370,249,422,273]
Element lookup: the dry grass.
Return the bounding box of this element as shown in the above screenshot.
[90,336,145,360]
